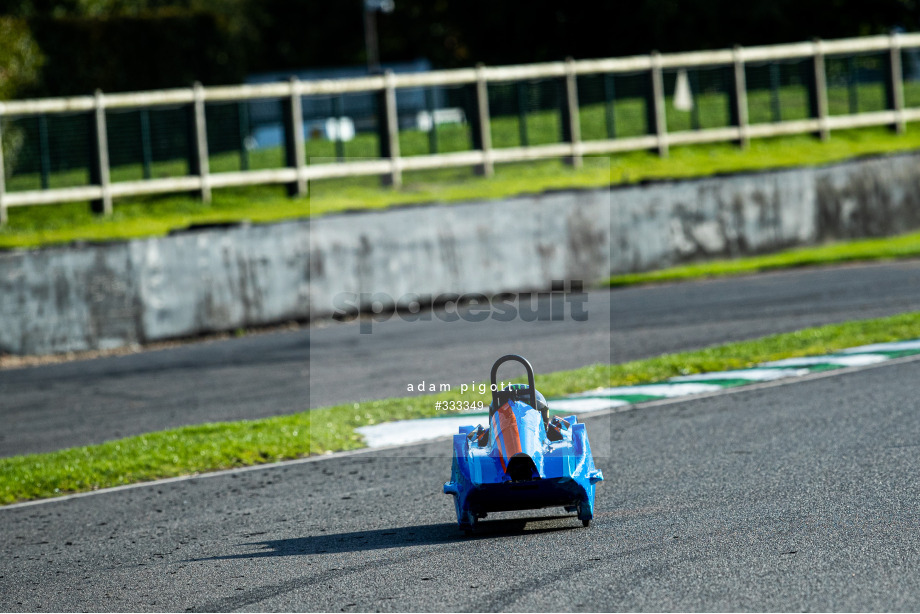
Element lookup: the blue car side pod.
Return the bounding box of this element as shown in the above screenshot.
[443,354,603,535]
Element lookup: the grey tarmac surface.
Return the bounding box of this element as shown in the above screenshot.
[2,260,920,457]
[3,357,920,611]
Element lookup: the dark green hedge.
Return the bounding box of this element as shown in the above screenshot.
[5,0,920,99]
[26,9,246,96]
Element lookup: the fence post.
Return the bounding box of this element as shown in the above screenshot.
[332,95,346,162]
[282,77,307,197]
[517,82,529,146]
[769,63,782,122]
[731,45,750,148]
[649,51,669,157]
[380,70,401,187]
[0,106,6,225]
[810,39,830,141]
[89,89,112,215]
[846,56,859,114]
[238,102,250,170]
[424,87,438,154]
[139,109,153,180]
[689,71,701,130]
[474,63,494,177]
[603,73,617,139]
[561,57,583,168]
[188,82,212,203]
[38,115,50,190]
[887,30,906,134]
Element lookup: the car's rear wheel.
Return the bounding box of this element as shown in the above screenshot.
[460,512,477,536]
[576,501,592,528]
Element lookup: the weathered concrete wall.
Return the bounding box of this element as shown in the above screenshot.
[306,188,611,318]
[2,152,919,355]
[609,152,920,273]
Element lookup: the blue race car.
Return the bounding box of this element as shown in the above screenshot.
[443,354,604,534]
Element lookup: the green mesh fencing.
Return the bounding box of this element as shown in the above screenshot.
[4,40,920,207]
[663,65,733,131]
[825,52,889,115]
[395,84,475,157]
[745,58,815,124]
[903,48,920,109]
[4,112,93,191]
[487,78,567,148]
[576,72,651,140]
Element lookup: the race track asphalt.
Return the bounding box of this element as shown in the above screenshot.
[2,260,920,457]
[2,355,919,611]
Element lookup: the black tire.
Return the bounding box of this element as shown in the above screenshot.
[576,501,592,527]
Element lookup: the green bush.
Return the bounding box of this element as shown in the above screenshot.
[26,9,245,97]
[0,16,43,177]
[0,16,43,100]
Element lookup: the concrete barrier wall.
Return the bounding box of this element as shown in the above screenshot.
[2,152,919,355]
[610,153,920,273]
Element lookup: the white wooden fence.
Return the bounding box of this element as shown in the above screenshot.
[2,31,920,224]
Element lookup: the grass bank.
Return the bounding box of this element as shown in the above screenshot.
[3,124,920,249]
[3,310,920,505]
[608,229,920,287]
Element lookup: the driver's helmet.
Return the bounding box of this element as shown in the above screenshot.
[491,383,548,414]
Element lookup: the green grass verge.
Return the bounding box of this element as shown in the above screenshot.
[608,229,920,287]
[3,310,920,505]
[4,121,920,249]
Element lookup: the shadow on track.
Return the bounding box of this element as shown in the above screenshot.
[194,515,583,560]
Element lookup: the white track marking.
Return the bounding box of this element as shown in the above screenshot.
[668,368,810,382]
[839,340,920,354]
[356,415,487,448]
[574,383,724,398]
[549,398,630,413]
[358,398,631,448]
[764,354,888,367]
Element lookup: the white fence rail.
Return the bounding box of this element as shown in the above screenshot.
[2,32,920,224]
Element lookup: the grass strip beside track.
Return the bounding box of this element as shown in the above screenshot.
[3,310,920,505]
[3,126,920,249]
[608,229,920,287]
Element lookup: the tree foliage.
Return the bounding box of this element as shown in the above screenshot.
[0,16,43,99]
[1,0,920,97]
[0,16,43,176]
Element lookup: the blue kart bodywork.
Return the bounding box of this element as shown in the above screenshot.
[443,355,604,534]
